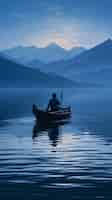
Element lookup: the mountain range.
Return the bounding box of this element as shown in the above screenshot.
[0,55,76,88]
[2,43,86,64]
[43,39,112,84]
[1,38,112,87]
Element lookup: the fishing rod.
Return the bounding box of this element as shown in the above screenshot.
[60,89,63,105]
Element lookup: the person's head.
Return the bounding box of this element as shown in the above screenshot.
[52,93,56,99]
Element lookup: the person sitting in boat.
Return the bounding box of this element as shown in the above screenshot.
[47,93,61,112]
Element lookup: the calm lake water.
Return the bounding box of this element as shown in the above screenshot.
[0,88,112,200]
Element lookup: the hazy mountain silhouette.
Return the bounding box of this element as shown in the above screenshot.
[68,47,86,58]
[27,59,44,69]
[44,39,112,84]
[0,55,75,88]
[2,39,112,85]
[71,38,112,67]
[2,43,86,64]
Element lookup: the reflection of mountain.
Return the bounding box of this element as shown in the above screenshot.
[0,55,75,88]
[2,43,86,64]
[44,39,112,84]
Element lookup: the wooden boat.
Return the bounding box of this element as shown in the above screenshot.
[32,104,71,125]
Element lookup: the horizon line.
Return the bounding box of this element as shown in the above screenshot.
[0,37,111,51]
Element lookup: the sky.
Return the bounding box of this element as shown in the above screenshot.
[0,0,112,49]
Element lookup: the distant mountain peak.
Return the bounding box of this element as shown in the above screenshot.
[45,43,64,49]
[2,43,86,63]
[100,38,112,47]
[106,38,112,43]
[88,38,112,53]
[28,45,37,49]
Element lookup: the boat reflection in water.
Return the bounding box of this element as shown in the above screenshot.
[32,120,70,147]
[48,125,60,147]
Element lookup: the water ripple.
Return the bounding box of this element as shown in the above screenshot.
[0,117,112,199]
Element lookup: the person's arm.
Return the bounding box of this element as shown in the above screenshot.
[55,99,61,110]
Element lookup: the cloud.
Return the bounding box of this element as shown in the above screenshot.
[0,0,112,49]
